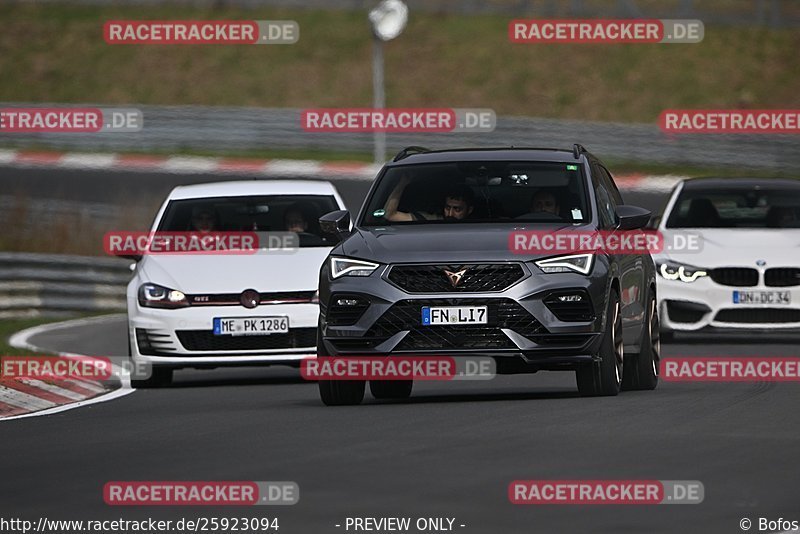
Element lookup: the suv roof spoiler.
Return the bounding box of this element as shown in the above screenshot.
[393,146,432,162]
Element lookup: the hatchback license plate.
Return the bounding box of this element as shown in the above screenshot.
[213,316,289,336]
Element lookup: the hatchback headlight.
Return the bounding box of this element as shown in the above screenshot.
[138,283,189,308]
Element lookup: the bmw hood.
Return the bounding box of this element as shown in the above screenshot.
[656,229,800,268]
[137,248,331,293]
[341,224,585,264]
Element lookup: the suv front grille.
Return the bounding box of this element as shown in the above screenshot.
[387,264,525,293]
[765,268,800,287]
[710,268,758,287]
[363,298,545,350]
[327,294,370,326]
[176,328,316,352]
[543,291,595,321]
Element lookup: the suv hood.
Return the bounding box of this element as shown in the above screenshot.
[341,224,588,264]
[138,248,330,293]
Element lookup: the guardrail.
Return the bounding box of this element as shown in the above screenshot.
[0,253,131,318]
[1,105,799,171]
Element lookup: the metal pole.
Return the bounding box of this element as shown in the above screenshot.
[372,36,386,165]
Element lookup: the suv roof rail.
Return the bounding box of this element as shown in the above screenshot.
[572,144,587,160]
[393,146,431,162]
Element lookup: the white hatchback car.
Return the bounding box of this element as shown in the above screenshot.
[653,178,800,340]
[126,180,346,387]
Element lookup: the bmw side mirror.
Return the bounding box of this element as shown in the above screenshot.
[615,205,651,231]
[320,210,351,242]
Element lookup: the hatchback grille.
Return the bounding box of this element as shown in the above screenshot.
[187,291,316,306]
[714,308,800,324]
[363,298,545,350]
[176,328,316,351]
[387,264,525,293]
[710,268,758,287]
[765,268,800,287]
[135,328,177,355]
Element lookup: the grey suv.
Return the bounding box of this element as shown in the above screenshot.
[316,145,659,405]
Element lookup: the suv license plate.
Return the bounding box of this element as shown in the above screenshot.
[421,306,488,326]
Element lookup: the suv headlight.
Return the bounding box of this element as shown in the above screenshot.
[138,283,189,308]
[657,262,707,283]
[535,253,594,275]
[330,257,380,279]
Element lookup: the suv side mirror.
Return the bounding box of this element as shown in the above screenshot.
[615,205,651,231]
[319,210,351,242]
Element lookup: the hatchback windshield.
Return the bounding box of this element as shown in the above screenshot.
[157,194,340,246]
[361,161,591,226]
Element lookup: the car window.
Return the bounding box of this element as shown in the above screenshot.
[157,194,340,246]
[591,165,617,228]
[666,187,800,228]
[360,161,591,226]
[598,165,624,205]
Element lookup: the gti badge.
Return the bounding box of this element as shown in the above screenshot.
[756,260,767,267]
[240,289,260,309]
[444,268,468,288]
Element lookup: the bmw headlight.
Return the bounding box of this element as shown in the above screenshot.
[535,253,594,275]
[657,262,707,283]
[330,257,380,279]
[138,283,189,308]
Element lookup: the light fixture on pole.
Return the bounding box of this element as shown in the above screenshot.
[368,0,408,165]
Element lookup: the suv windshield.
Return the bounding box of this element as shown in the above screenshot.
[157,194,340,247]
[666,187,800,228]
[361,161,590,226]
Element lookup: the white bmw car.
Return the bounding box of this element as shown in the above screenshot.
[653,178,800,339]
[126,180,346,387]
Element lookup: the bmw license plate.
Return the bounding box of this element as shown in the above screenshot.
[421,306,488,326]
[213,316,289,336]
[732,291,791,305]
